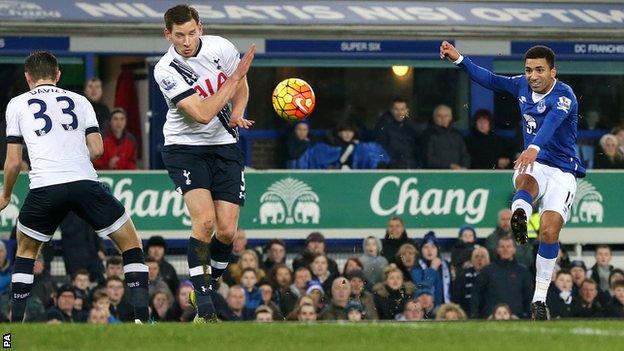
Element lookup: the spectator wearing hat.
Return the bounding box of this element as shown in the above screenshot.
[381,216,417,265]
[606,280,624,318]
[46,285,87,323]
[94,108,138,170]
[269,263,297,316]
[395,299,425,321]
[412,231,452,307]
[546,270,575,319]
[587,245,615,293]
[263,239,287,274]
[359,236,389,285]
[570,260,587,297]
[346,300,364,321]
[435,303,467,320]
[145,235,179,295]
[414,283,436,319]
[319,277,351,320]
[292,232,339,276]
[471,236,533,319]
[465,109,512,170]
[305,280,325,313]
[572,279,605,318]
[347,269,378,320]
[310,254,337,297]
[451,225,477,272]
[373,264,416,320]
[452,246,490,315]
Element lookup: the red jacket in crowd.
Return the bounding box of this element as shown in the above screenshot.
[94,132,138,170]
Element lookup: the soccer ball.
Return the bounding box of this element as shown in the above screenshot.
[271,78,315,121]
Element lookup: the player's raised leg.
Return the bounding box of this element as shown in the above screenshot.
[511,174,539,244]
[108,220,150,323]
[10,232,43,323]
[531,211,563,320]
[183,189,218,321]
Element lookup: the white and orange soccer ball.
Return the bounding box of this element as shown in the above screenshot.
[271,78,316,121]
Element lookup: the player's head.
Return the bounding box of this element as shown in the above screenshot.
[164,4,202,58]
[24,51,60,88]
[524,45,556,94]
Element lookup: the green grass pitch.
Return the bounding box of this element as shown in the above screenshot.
[3,320,624,351]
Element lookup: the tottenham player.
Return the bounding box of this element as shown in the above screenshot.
[1,52,149,323]
[153,5,255,322]
[440,42,585,320]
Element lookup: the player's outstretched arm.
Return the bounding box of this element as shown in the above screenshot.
[440,41,520,96]
[176,45,256,125]
[1,144,22,210]
[86,132,104,161]
[228,76,254,129]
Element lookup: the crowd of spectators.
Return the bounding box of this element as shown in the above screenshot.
[285,98,624,170]
[2,210,623,323]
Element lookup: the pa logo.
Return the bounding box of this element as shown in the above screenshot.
[258,177,320,225]
[3,332,11,348]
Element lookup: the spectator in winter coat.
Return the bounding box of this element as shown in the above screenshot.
[422,105,470,169]
[414,284,436,319]
[290,267,312,299]
[452,246,490,315]
[262,239,287,274]
[412,231,452,307]
[472,237,533,319]
[268,263,297,317]
[145,236,180,298]
[465,109,512,169]
[373,264,416,320]
[240,268,262,311]
[546,270,575,319]
[319,277,351,320]
[396,243,418,283]
[310,254,338,297]
[46,285,87,323]
[94,108,137,170]
[606,280,624,318]
[587,245,614,292]
[218,285,254,321]
[381,216,416,264]
[572,279,605,318]
[485,209,534,269]
[451,225,477,272]
[286,121,313,164]
[374,97,420,169]
[359,236,389,285]
[346,269,378,320]
[292,232,339,276]
[84,77,110,131]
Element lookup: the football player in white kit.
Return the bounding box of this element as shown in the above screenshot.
[0,52,149,323]
[153,4,255,322]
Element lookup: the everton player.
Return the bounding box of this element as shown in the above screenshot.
[153,4,255,322]
[440,41,585,320]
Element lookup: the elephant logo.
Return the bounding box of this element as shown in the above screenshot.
[258,178,320,225]
[571,180,603,224]
[0,184,20,228]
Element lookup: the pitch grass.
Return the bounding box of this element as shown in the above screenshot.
[3,320,624,351]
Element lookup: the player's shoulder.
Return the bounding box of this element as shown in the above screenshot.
[154,49,175,72]
[200,35,236,54]
[553,80,577,100]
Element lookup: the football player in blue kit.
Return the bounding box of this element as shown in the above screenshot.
[440,41,585,320]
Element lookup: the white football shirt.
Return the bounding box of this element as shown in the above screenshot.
[5,84,99,189]
[153,35,241,146]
